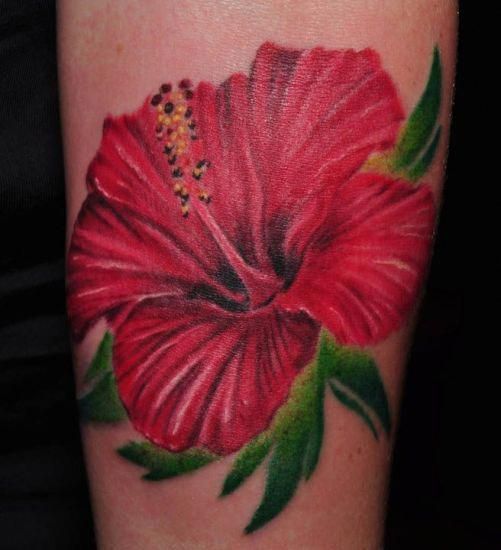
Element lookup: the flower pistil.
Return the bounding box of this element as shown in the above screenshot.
[152,79,211,217]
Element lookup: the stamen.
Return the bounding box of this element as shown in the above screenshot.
[150,94,162,106]
[150,77,211,217]
[198,191,211,204]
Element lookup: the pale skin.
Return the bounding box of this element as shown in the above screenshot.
[58,1,458,548]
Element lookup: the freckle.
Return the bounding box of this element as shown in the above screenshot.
[115,43,124,54]
[357,447,362,455]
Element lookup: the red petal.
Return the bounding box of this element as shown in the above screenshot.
[247,42,404,233]
[114,300,319,455]
[278,173,435,346]
[67,108,246,339]
[191,76,270,269]
[192,44,403,271]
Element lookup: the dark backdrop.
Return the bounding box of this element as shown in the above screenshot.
[0,1,474,548]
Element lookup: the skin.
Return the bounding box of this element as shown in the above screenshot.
[58,1,458,548]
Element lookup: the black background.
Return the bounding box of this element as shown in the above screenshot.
[0,1,475,548]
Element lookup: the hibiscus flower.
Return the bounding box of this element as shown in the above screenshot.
[68,42,435,455]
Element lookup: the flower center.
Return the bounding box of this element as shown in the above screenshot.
[151,79,282,310]
[151,80,211,218]
[192,201,282,310]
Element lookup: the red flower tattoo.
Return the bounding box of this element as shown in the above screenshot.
[68,42,435,456]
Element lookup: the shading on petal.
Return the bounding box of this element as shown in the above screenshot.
[278,173,435,345]
[247,43,404,223]
[190,76,271,270]
[68,109,249,339]
[114,300,319,454]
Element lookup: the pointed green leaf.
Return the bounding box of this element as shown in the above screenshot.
[220,433,272,496]
[78,371,127,423]
[301,363,325,480]
[238,357,328,533]
[319,331,391,434]
[329,380,378,439]
[245,425,309,534]
[84,331,114,382]
[407,125,442,181]
[118,441,217,480]
[392,46,441,171]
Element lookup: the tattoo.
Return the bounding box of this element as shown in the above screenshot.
[68,42,441,533]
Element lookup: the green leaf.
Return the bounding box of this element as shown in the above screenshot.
[245,425,309,534]
[78,371,127,423]
[78,331,126,423]
[241,359,326,533]
[223,331,392,534]
[302,361,325,480]
[220,433,272,496]
[407,125,442,181]
[329,380,378,439]
[392,46,442,172]
[319,331,391,434]
[118,441,217,480]
[84,331,113,383]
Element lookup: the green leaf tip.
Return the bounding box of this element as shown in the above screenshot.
[329,381,378,440]
[220,433,272,497]
[117,440,217,481]
[320,331,391,435]
[84,331,113,383]
[78,370,127,423]
[78,331,126,423]
[301,358,325,480]
[407,125,442,181]
[391,45,442,176]
[244,426,309,534]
